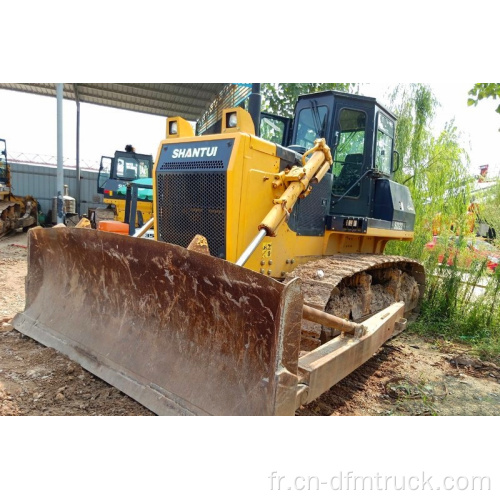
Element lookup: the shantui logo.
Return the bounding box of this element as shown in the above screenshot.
[171,147,218,159]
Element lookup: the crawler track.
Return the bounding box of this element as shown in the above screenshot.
[0,200,37,238]
[285,254,425,351]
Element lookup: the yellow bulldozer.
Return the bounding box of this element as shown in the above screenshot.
[93,145,154,228]
[13,90,425,415]
[0,138,38,238]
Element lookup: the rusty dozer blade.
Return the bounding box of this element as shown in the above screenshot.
[13,227,303,415]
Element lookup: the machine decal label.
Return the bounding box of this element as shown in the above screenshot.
[171,147,218,159]
[158,139,235,171]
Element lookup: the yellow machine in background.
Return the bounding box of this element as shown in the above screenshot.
[95,145,154,227]
[14,90,425,415]
[0,138,38,237]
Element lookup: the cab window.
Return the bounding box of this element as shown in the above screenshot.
[294,106,328,149]
[375,114,394,176]
[332,109,366,197]
[260,115,286,145]
[116,157,151,180]
[138,160,151,178]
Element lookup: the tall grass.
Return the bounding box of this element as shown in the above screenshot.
[392,232,500,361]
[385,202,500,361]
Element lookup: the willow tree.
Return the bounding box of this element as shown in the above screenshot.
[385,84,472,258]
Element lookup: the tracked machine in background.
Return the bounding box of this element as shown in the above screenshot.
[14,90,425,415]
[0,138,38,238]
[94,145,154,228]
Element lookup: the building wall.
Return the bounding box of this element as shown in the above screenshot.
[9,162,106,220]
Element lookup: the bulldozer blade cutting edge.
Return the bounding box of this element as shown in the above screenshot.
[13,227,303,415]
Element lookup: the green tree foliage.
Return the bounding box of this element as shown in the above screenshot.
[385,84,472,258]
[384,84,500,359]
[261,83,357,118]
[468,83,500,115]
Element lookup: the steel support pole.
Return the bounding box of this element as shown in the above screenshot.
[74,84,81,215]
[56,83,64,224]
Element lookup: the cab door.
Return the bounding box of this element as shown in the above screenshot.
[330,101,373,218]
[97,156,113,194]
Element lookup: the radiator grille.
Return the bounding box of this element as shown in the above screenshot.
[157,171,226,258]
[160,160,225,171]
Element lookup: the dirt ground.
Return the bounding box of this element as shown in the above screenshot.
[1,231,499,417]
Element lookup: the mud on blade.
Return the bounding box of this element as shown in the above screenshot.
[13,228,303,415]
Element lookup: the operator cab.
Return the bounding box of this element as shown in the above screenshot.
[285,91,415,236]
[98,150,153,198]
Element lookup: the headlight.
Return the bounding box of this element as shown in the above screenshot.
[227,112,238,128]
[169,121,178,135]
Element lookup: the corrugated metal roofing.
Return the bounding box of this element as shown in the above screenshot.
[0,83,233,121]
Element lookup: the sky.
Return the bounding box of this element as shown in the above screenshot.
[1,83,499,177]
[0,88,167,169]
